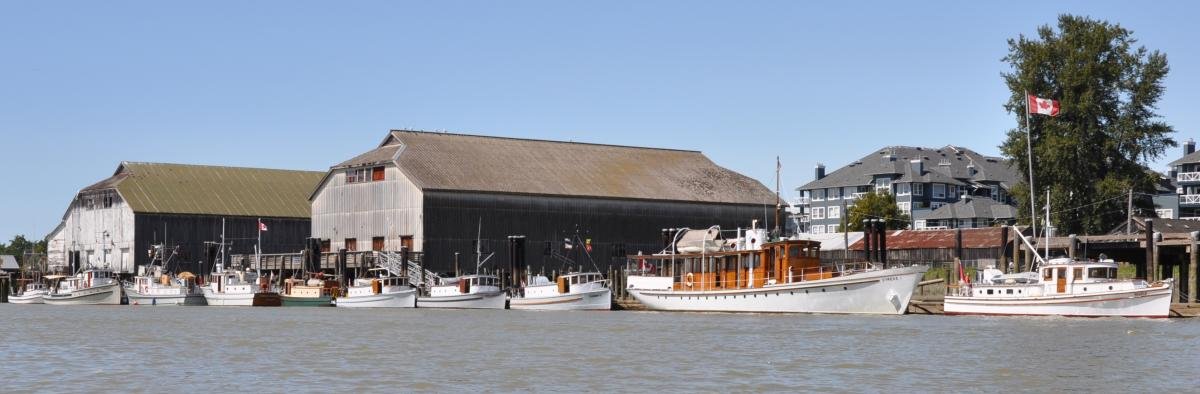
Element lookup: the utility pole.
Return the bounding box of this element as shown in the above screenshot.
[1126,188,1133,234]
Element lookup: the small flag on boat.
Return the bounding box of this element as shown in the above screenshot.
[563,238,573,250]
[1027,95,1060,117]
[259,220,268,232]
[585,238,593,253]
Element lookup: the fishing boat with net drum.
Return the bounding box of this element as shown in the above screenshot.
[125,245,206,306]
[625,225,927,314]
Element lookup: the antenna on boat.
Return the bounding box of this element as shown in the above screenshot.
[475,218,494,272]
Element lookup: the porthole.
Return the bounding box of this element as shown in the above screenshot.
[822,289,826,292]
[1109,286,1113,291]
[843,286,848,290]
[1018,290,1022,294]
[790,291,794,295]
[1083,287,1087,292]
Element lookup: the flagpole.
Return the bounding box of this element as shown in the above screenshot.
[1024,90,1038,241]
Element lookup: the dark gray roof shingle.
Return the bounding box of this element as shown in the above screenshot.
[799,146,1021,191]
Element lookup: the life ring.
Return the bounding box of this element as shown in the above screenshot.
[685,272,694,288]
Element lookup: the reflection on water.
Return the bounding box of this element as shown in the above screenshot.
[0,305,1196,392]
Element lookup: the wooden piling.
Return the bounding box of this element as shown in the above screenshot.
[1191,232,1198,304]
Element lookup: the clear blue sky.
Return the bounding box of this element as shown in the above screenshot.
[1,1,1197,242]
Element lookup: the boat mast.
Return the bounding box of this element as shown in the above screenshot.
[1044,190,1051,259]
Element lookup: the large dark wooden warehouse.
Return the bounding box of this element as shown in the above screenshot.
[310,130,780,275]
[46,162,325,275]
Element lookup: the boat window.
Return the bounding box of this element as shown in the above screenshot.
[788,246,801,258]
[1043,269,1052,281]
[1088,268,1112,280]
[1006,289,1013,294]
[1073,268,1083,282]
[986,289,993,295]
[1056,268,1067,281]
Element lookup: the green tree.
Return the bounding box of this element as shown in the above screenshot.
[0,235,46,265]
[846,191,911,231]
[1000,15,1174,235]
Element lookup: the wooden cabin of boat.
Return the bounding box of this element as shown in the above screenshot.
[283,274,339,298]
[632,239,830,291]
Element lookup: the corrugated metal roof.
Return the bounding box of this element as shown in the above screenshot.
[372,130,777,205]
[0,255,18,270]
[83,162,324,218]
[849,227,1006,250]
[923,197,1015,220]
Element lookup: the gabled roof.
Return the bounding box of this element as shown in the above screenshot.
[922,197,1016,221]
[328,130,777,205]
[799,146,1021,191]
[82,162,324,218]
[1109,216,1200,235]
[0,255,18,270]
[1168,151,1200,167]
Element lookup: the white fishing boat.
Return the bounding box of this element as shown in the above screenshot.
[203,268,273,306]
[417,274,507,309]
[125,245,206,306]
[9,282,49,304]
[126,271,206,306]
[510,272,611,310]
[335,269,417,308]
[201,220,281,307]
[43,269,123,305]
[625,226,927,314]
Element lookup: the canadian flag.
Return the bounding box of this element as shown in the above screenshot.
[258,220,268,232]
[1027,95,1060,117]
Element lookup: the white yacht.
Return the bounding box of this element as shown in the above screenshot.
[9,282,49,304]
[510,272,611,310]
[43,268,123,305]
[417,274,507,309]
[335,269,417,308]
[944,258,1173,318]
[626,226,927,314]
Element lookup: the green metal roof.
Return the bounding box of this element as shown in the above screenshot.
[83,162,324,218]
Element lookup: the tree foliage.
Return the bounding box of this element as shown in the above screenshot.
[846,191,911,231]
[0,235,47,265]
[1000,14,1174,235]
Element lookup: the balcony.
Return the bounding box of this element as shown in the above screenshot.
[797,215,810,223]
[794,197,811,205]
[1180,195,1200,205]
[1178,172,1200,183]
[849,192,867,200]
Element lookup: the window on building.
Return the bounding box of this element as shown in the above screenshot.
[914,220,926,229]
[813,190,825,201]
[811,207,825,220]
[875,177,892,192]
[948,185,958,198]
[828,188,841,199]
[828,224,839,233]
[346,168,370,184]
[372,166,385,181]
[372,237,385,251]
[959,219,972,228]
[83,197,95,210]
[811,225,825,234]
[913,183,925,196]
[103,195,114,209]
[896,183,911,196]
[898,202,911,214]
[990,185,1000,199]
[320,240,331,253]
[933,183,946,199]
[1156,209,1174,219]
[828,206,840,219]
[345,238,358,252]
[931,202,945,210]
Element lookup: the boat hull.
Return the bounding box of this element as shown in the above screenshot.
[127,292,207,306]
[943,282,1173,318]
[417,291,507,309]
[281,295,333,307]
[9,291,47,304]
[335,290,417,308]
[628,266,927,315]
[202,288,257,306]
[510,288,612,310]
[43,283,123,306]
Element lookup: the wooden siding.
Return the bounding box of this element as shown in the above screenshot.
[311,165,424,252]
[133,214,312,275]
[420,190,775,275]
[62,189,136,273]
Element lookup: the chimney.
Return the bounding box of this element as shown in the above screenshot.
[814,164,826,180]
[909,159,923,174]
[1187,139,1196,155]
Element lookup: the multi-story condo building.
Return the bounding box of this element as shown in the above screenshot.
[1166,139,1200,220]
[794,146,1022,233]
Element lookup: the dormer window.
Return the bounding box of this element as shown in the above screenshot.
[347,166,385,184]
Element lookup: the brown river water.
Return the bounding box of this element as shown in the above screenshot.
[1,304,1197,393]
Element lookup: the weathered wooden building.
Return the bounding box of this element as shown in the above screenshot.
[49,162,324,275]
[311,130,780,274]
